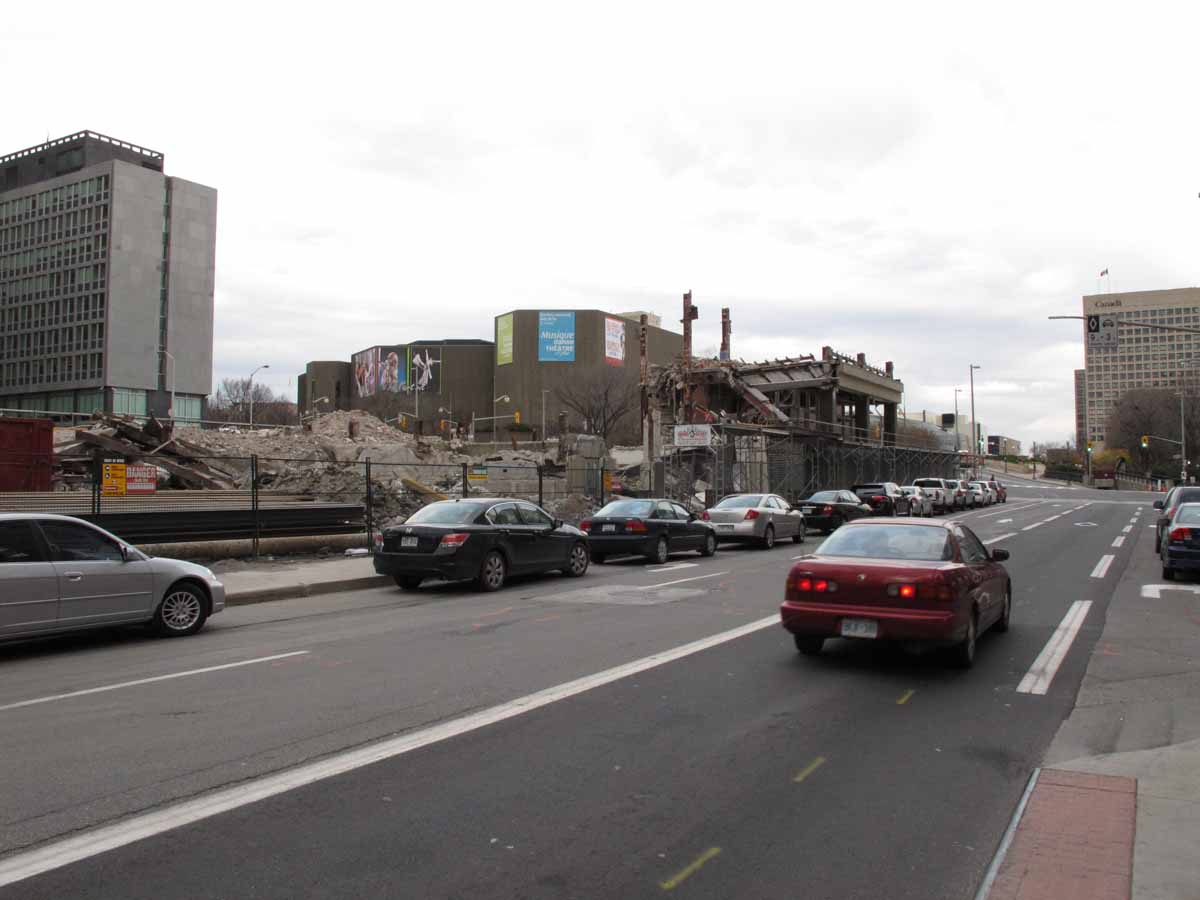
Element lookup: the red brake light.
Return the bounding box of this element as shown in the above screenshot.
[871,495,884,502]
[822,505,833,514]
[1169,527,1192,542]
[372,532,383,551]
[796,577,812,592]
[627,519,648,533]
[745,509,760,520]
[814,579,829,593]
[438,532,470,550]
[580,520,592,532]
[702,510,711,520]
[899,584,916,599]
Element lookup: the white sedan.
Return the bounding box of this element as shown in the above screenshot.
[900,486,934,517]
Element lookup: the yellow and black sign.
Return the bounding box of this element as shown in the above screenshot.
[101,460,127,496]
[467,466,489,482]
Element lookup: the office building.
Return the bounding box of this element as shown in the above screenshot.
[0,131,216,421]
[940,413,985,454]
[1074,368,1087,452]
[1080,287,1200,448]
[987,435,1021,457]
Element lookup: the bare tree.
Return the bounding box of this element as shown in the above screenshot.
[555,368,640,443]
[1104,388,1200,475]
[207,379,294,425]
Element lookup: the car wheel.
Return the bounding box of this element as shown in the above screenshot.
[953,612,977,668]
[793,522,806,544]
[1163,564,1175,581]
[699,532,717,557]
[794,635,824,655]
[590,553,607,564]
[647,536,669,564]
[761,525,775,549]
[152,583,208,637]
[564,542,589,577]
[394,575,423,590]
[477,550,507,592]
[995,588,1011,633]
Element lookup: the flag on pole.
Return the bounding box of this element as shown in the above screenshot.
[1100,268,1109,277]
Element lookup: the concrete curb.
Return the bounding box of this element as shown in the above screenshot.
[225,574,393,606]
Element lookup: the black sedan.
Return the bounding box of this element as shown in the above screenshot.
[581,498,717,564]
[797,490,873,534]
[851,482,912,517]
[374,498,589,591]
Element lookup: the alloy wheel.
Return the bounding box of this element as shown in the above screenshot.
[160,590,202,632]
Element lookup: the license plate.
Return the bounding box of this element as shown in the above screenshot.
[400,536,418,548]
[717,524,734,531]
[840,618,878,639]
[602,524,615,533]
[801,507,815,514]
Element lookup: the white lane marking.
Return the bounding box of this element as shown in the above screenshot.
[1021,522,1042,531]
[1122,525,1133,533]
[1044,515,1061,522]
[645,562,698,573]
[1111,536,1125,548]
[1016,601,1093,695]
[0,652,310,714]
[0,615,779,889]
[1090,555,1114,578]
[997,518,1013,524]
[1147,525,1157,529]
[983,533,1017,545]
[1142,583,1200,598]
[641,572,729,589]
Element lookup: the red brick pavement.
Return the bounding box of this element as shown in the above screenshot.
[987,769,1137,900]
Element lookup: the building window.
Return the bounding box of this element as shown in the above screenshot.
[111,388,147,417]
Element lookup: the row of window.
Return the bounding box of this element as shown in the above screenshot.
[0,294,106,333]
[2,263,107,304]
[1,353,103,388]
[2,322,105,358]
[0,175,111,224]
[0,205,109,254]
[0,233,108,279]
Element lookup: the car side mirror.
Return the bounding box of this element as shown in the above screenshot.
[553,518,564,530]
[119,544,130,562]
[1153,500,1163,509]
[991,548,1010,561]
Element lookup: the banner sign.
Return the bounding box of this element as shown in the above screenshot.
[353,348,379,398]
[673,424,713,448]
[409,346,441,393]
[496,313,514,366]
[538,311,575,361]
[125,464,158,494]
[604,317,625,366]
[378,347,406,393]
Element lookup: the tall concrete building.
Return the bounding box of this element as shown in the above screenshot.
[1074,368,1087,451]
[0,131,216,421]
[1080,287,1200,448]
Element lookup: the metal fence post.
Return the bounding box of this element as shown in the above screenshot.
[537,464,544,507]
[600,461,606,505]
[250,454,260,559]
[365,457,374,552]
[92,449,102,515]
[462,462,470,497]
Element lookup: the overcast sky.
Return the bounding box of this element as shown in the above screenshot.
[7,2,1199,444]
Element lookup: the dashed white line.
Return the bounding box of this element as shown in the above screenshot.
[984,533,1017,545]
[1090,555,1115,578]
[1017,601,1093,695]
[1021,522,1043,531]
[1111,536,1125,548]
[641,572,729,589]
[1122,525,1133,534]
[0,651,311,714]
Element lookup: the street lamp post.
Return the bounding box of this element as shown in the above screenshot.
[541,389,551,443]
[969,365,981,476]
[159,350,176,419]
[953,388,962,452]
[493,394,510,442]
[248,364,270,427]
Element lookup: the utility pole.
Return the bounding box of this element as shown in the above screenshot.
[1182,391,1188,485]
[969,365,980,476]
[953,388,962,452]
[248,364,270,427]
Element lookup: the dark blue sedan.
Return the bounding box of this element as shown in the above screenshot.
[1160,502,1200,580]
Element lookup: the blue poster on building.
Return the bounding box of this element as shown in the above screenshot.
[538,311,576,361]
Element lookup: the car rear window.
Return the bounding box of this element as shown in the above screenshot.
[596,500,655,517]
[715,495,763,508]
[405,502,488,525]
[1171,489,1200,508]
[819,524,954,561]
[1175,504,1200,524]
[913,480,940,488]
[807,492,839,502]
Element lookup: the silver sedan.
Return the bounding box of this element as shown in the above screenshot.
[702,493,806,548]
[0,513,226,642]
[900,486,934,517]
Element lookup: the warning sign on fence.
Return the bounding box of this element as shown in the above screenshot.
[468,466,488,482]
[101,460,126,496]
[125,464,157,494]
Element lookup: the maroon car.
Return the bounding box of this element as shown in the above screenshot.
[780,519,1011,667]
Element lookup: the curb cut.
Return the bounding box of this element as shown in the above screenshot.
[226,575,392,606]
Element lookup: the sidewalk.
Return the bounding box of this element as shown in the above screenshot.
[983,514,1200,899]
[214,555,390,605]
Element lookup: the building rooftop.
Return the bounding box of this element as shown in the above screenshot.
[0,131,163,167]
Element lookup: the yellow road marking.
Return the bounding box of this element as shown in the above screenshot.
[659,847,722,891]
[897,689,915,705]
[792,755,827,783]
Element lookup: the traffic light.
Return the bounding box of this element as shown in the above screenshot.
[513,410,521,425]
[399,415,408,429]
[1141,435,1150,449]
[1086,441,1094,454]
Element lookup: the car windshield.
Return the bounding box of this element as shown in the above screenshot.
[596,500,655,517]
[819,524,954,561]
[716,495,763,508]
[1175,504,1200,525]
[405,502,488,525]
[807,491,839,502]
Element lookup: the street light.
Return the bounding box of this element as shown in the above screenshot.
[969,365,981,475]
[159,350,176,419]
[248,364,270,427]
[953,388,963,452]
[313,396,329,424]
[541,388,552,442]
[493,394,510,442]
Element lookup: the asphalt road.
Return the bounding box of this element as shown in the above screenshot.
[0,475,1155,898]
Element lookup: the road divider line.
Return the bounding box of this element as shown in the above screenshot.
[793,756,827,783]
[1021,522,1042,531]
[1111,536,1125,548]
[983,533,1017,545]
[896,689,915,705]
[0,615,780,889]
[659,847,722,891]
[640,572,729,589]
[1122,525,1133,534]
[646,563,698,574]
[1016,601,1092,695]
[0,651,311,714]
[1090,555,1115,578]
